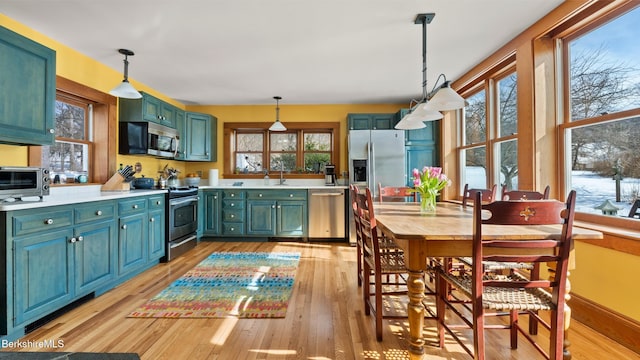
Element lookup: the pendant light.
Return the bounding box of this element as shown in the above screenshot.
[109,49,142,99]
[395,13,464,130]
[269,96,287,131]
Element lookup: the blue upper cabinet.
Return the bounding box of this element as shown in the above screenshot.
[119,92,178,129]
[347,113,397,130]
[0,26,56,145]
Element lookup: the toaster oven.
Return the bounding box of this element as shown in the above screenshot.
[0,166,51,201]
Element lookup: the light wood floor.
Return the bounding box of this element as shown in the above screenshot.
[2,241,638,359]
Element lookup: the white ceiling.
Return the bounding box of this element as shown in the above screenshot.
[1,0,564,105]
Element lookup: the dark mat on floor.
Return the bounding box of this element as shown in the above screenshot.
[0,353,140,360]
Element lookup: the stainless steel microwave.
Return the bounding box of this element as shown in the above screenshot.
[118,121,179,159]
[0,166,50,201]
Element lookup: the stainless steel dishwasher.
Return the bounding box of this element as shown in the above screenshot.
[308,189,346,240]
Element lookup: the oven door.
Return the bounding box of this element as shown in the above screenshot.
[168,195,198,241]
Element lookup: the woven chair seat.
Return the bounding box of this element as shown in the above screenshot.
[441,271,555,312]
[457,256,534,271]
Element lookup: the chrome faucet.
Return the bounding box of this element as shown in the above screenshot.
[279,161,286,185]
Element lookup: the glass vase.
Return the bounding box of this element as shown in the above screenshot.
[420,194,437,215]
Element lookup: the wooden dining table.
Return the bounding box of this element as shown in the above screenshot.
[373,201,603,360]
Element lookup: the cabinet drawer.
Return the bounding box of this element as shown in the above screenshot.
[246,190,307,200]
[222,199,245,209]
[148,195,166,210]
[74,202,115,224]
[222,222,244,235]
[12,209,73,237]
[222,209,244,222]
[118,198,148,216]
[223,190,245,199]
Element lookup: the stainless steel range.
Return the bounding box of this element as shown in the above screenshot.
[162,186,198,262]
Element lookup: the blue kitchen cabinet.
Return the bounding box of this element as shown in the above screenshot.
[0,26,56,145]
[276,200,307,236]
[395,109,441,184]
[117,198,148,276]
[221,190,245,236]
[118,92,178,128]
[147,195,166,261]
[246,200,277,235]
[184,112,217,161]
[245,190,307,237]
[13,228,74,326]
[73,221,117,296]
[347,113,396,130]
[202,190,221,236]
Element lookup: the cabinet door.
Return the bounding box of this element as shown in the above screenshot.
[0,26,56,145]
[159,103,176,128]
[276,201,307,236]
[13,229,73,325]
[148,210,165,261]
[347,114,372,130]
[202,191,221,236]
[185,112,213,161]
[246,200,276,235]
[74,221,116,295]
[142,94,162,123]
[371,114,396,129]
[406,120,438,146]
[175,109,186,160]
[118,213,148,275]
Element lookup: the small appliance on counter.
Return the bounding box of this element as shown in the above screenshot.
[0,166,50,202]
[324,164,337,186]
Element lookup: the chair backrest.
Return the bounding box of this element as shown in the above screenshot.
[349,185,363,244]
[378,183,418,202]
[629,199,640,218]
[355,188,380,259]
[471,190,576,314]
[501,185,551,200]
[462,183,498,208]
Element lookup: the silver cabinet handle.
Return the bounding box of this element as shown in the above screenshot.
[156,200,161,205]
[150,218,155,222]
[121,224,127,230]
[272,205,276,209]
[230,214,235,218]
[230,193,235,197]
[96,210,103,216]
[48,128,55,134]
[230,203,235,207]
[230,227,235,231]
[277,205,281,209]
[69,237,76,243]
[259,193,263,197]
[214,195,218,199]
[133,204,138,209]
[289,194,294,197]
[45,218,54,225]
[77,236,84,242]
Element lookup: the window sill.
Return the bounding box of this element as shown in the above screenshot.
[574,213,640,256]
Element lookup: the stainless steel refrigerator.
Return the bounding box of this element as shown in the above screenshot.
[348,129,406,198]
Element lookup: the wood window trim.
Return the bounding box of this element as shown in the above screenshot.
[29,76,117,184]
[223,122,341,179]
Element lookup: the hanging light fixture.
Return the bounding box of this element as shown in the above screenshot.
[269,96,287,131]
[395,13,465,130]
[109,49,142,99]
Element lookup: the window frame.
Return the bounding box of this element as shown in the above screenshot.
[223,122,341,178]
[29,76,117,185]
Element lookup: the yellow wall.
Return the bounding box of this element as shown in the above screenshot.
[572,241,640,321]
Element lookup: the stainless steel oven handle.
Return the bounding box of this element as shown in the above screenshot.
[170,234,197,248]
[169,197,198,206]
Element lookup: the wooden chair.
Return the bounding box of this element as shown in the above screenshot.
[350,185,365,287]
[502,185,551,200]
[356,187,409,341]
[462,184,498,208]
[378,183,418,202]
[436,190,577,360]
[628,199,640,218]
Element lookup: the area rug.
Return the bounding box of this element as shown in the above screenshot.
[127,252,300,318]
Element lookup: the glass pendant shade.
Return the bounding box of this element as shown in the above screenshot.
[269,96,287,131]
[269,120,287,131]
[109,80,142,99]
[395,111,426,129]
[413,102,444,121]
[110,49,142,99]
[425,82,466,111]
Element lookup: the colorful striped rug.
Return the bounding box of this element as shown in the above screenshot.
[127,251,300,318]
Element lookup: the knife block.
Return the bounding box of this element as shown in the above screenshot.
[101,173,130,191]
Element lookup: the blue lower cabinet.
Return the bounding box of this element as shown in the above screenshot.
[13,229,74,326]
[247,200,276,235]
[277,201,307,236]
[148,210,165,260]
[118,213,148,276]
[74,221,117,296]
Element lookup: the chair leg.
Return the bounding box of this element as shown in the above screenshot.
[436,271,446,348]
[375,269,383,341]
[510,310,518,349]
[363,260,371,316]
[473,294,486,360]
[356,243,363,287]
[550,309,564,360]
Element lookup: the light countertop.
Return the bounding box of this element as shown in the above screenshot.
[0,185,167,211]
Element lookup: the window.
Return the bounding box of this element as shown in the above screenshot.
[459,69,519,192]
[29,76,117,184]
[41,94,92,183]
[225,122,340,176]
[563,5,640,218]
